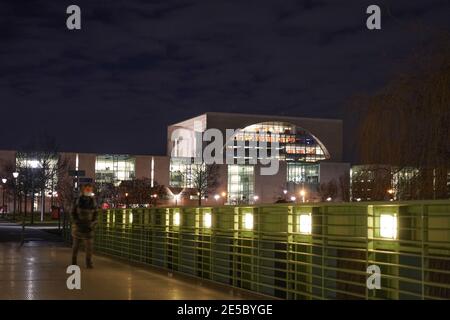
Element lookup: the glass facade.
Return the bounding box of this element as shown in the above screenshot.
[287,163,320,184]
[169,157,193,188]
[228,122,328,163]
[227,165,254,204]
[95,155,135,186]
[16,153,59,192]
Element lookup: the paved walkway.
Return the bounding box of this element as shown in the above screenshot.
[0,222,264,300]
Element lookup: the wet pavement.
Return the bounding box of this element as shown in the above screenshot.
[0,222,264,300]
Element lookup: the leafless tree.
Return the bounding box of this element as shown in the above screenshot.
[190,163,220,206]
[355,34,450,200]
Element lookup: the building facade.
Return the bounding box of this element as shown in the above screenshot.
[0,112,351,211]
[168,112,350,204]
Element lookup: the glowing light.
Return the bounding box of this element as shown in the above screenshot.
[326,197,332,202]
[214,194,220,201]
[299,213,312,234]
[2,178,7,184]
[253,195,259,201]
[12,172,19,179]
[243,213,253,230]
[203,212,212,228]
[221,192,227,197]
[380,214,397,239]
[129,213,133,224]
[290,196,296,202]
[283,190,288,195]
[173,212,180,226]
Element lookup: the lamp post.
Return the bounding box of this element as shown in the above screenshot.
[1,178,7,217]
[12,172,19,221]
[221,192,227,205]
[387,188,395,201]
[299,189,306,203]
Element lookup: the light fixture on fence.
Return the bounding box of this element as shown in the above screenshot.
[203,212,212,228]
[380,213,397,239]
[173,211,180,226]
[243,213,253,230]
[298,213,312,235]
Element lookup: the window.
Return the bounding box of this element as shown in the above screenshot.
[95,154,135,186]
[227,165,254,204]
[287,163,319,185]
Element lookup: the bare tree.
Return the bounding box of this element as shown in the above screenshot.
[118,178,168,207]
[355,35,450,200]
[190,163,220,206]
[317,179,338,202]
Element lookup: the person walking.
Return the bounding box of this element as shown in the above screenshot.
[71,184,98,268]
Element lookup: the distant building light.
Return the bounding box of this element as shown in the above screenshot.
[380,214,397,239]
[290,196,296,202]
[326,197,332,201]
[299,213,312,234]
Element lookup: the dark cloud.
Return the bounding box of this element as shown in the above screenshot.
[0,0,449,160]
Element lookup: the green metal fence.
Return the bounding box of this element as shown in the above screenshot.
[88,201,450,299]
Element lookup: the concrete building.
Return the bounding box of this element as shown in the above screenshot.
[0,112,351,211]
[168,112,350,204]
[0,150,170,213]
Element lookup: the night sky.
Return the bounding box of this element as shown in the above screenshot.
[0,0,449,161]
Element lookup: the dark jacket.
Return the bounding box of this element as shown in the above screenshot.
[71,195,98,239]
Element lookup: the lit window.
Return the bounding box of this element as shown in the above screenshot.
[298,213,312,234]
[243,213,253,230]
[380,214,397,239]
[173,212,180,226]
[203,212,212,228]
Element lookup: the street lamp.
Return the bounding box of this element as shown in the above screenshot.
[214,194,220,203]
[1,178,6,216]
[12,172,19,221]
[299,189,306,203]
[290,196,296,202]
[253,195,259,203]
[387,188,395,201]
